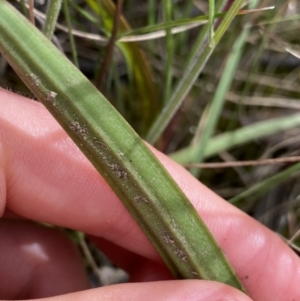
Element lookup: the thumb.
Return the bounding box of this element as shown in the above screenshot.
[41,281,253,301]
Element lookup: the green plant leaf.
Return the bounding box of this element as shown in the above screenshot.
[86,0,160,135]
[170,113,300,164]
[229,162,300,206]
[43,0,62,40]
[146,0,246,144]
[0,0,245,292]
[189,28,249,177]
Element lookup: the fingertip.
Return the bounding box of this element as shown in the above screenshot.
[40,280,252,301]
[0,220,89,299]
[163,280,252,301]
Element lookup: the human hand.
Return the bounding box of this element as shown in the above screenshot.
[0,88,299,301]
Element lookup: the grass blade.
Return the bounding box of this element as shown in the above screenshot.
[209,0,215,48]
[120,8,268,38]
[170,113,300,164]
[86,0,160,135]
[0,0,245,291]
[43,0,62,40]
[229,162,300,206]
[95,0,123,89]
[146,0,245,144]
[62,0,79,67]
[162,0,174,104]
[189,29,249,177]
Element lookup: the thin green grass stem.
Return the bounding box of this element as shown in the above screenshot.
[62,0,79,68]
[148,0,156,25]
[43,0,62,40]
[170,113,300,164]
[121,11,230,37]
[229,162,300,206]
[68,0,98,23]
[190,0,260,177]
[209,0,215,47]
[19,0,29,18]
[146,0,156,62]
[162,0,174,104]
[176,0,197,56]
[190,25,250,178]
[146,0,245,144]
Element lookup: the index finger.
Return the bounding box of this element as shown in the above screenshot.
[0,88,299,300]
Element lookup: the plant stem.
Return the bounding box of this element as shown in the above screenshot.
[189,28,248,177]
[96,0,123,89]
[170,113,300,164]
[162,0,174,104]
[63,0,79,68]
[229,162,300,206]
[43,0,62,40]
[146,0,244,145]
[209,0,215,47]
[0,0,245,292]
[28,0,35,25]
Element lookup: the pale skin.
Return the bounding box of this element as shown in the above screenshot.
[0,88,299,301]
